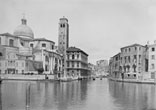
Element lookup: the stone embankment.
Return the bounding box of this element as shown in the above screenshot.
[109,77,156,84]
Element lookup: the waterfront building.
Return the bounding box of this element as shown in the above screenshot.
[0,17,63,76]
[58,17,69,77]
[95,60,109,76]
[147,41,156,80]
[88,63,96,77]
[30,38,63,75]
[120,44,147,80]
[109,53,121,78]
[66,47,89,78]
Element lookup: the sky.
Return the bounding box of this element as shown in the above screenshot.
[1,0,156,64]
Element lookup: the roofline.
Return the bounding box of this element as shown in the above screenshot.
[43,49,63,57]
[0,45,19,49]
[67,47,88,56]
[33,38,55,44]
[112,52,120,58]
[120,43,145,50]
[0,32,18,38]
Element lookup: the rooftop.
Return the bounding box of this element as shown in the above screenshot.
[0,32,18,38]
[121,43,145,49]
[33,38,55,44]
[67,47,88,56]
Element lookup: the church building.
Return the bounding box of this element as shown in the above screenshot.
[0,17,63,76]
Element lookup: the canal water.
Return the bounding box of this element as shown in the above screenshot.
[0,78,156,110]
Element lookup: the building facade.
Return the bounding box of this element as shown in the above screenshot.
[147,42,156,79]
[120,44,147,80]
[66,47,89,78]
[109,43,149,80]
[109,53,121,78]
[0,17,63,76]
[95,59,109,76]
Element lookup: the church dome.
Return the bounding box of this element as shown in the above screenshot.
[14,18,34,39]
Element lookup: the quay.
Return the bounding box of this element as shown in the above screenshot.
[0,74,93,82]
[109,77,156,84]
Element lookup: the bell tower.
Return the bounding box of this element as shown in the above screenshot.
[58,17,69,55]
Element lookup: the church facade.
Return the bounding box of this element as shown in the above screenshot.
[0,17,63,76]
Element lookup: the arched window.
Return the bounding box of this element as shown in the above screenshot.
[9,39,14,47]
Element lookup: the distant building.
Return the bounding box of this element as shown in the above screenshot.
[95,60,109,76]
[88,63,96,76]
[147,41,156,79]
[120,44,147,80]
[66,47,89,78]
[109,53,120,78]
[109,43,148,80]
[0,17,63,76]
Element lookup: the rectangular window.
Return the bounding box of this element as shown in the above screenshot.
[72,62,74,67]
[42,43,46,47]
[135,47,137,51]
[125,49,127,52]
[67,55,70,60]
[151,64,155,69]
[72,55,75,59]
[77,62,79,67]
[22,62,24,67]
[152,47,155,52]
[134,55,137,59]
[67,62,69,67]
[52,45,54,50]
[77,54,79,59]
[30,44,33,48]
[151,72,155,79]
[134,74,136,77]
[9,39,14,47]
[125,56,126,63]
[22,70,24,74]
[151,55,155,60]
[128,56,130,63]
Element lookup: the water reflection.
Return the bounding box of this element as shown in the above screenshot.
[109,81,156,110]
[1,79,156,110]
[1,80,88,110]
